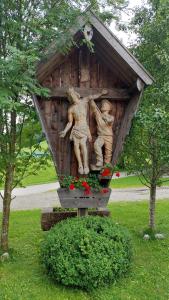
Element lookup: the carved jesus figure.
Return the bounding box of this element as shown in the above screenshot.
[59,87,107,175]
[90,99,114,170]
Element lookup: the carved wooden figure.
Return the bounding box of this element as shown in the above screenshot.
[59,87,107,174]
[90,99,114,170]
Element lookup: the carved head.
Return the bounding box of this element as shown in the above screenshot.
[67,87,80,104]
[101,99,112,112]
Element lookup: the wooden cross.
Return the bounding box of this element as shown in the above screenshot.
[50,87,130,100]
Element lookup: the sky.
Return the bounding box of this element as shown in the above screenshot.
[110,0,148,46]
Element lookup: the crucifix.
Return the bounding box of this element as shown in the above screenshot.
[59,87,107,175]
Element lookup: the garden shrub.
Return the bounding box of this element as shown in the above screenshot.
[41,216,132,290]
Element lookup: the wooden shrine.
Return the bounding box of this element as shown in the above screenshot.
[34,10,153,213]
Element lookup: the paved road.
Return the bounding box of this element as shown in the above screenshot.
[0,182,169,211]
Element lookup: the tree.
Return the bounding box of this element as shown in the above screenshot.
[0,47,52,252]
[124,0,169,230]
[124,107,169,229]
[130,0,169,108]
[0,0,128,253]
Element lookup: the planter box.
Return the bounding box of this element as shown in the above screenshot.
[41,207,111,231]
[57,188,111,208]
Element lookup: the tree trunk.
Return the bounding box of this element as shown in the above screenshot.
[149,183,156,230]
[0,165,14,252]
[0,110,16,253]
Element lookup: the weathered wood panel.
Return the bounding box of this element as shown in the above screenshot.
[51,67,61,87]
[58,188,111,208]
[79,46,90,88]
[112,92,141,166]
[70,48,79,86]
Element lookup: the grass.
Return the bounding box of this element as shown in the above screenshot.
[111,176,169,189]
[22,167,169,188]
[110,176,145,188]
[21,163,57,186]
[0,200,169,300]
[1,160,169,189]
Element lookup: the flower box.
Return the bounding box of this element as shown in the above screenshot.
[57,187,111,208]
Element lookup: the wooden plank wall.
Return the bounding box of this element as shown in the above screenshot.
[37,45,127,176]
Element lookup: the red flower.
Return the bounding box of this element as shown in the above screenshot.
[82,181,89,188]
[69,183,75,190]
[101,188,109,194]
[115,171,120,178]
[84,187,91,195]
[101,168,111,177]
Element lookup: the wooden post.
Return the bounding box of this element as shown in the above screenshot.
[77,208,88,217]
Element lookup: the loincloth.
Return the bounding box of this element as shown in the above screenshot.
[70,125,90,141]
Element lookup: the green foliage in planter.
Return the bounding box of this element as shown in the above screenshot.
[59,174,102,191]
[40,216,132,290]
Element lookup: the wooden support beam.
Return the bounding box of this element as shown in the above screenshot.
[50,87,130,100]
[77,208,88,217]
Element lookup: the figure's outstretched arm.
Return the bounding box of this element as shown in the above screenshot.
[89,99,103,122]
[59,109,73,138]
[90,89,107,101]
[84,89,108,102]
[90,99,98,112]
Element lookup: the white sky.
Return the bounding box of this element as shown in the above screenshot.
[110,0,148,46]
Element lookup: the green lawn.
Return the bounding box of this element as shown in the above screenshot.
[111,176,145,188]
[22,163,57,186]
[22,166,169,188]
[1,161,169,189]
[110,176,169,189]
[18,149,169,187]
[0,200,169,300]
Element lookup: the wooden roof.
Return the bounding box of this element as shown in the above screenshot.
[37,10,154,86]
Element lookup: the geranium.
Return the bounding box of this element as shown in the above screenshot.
[101,168,111,177]
[59,174,103,192]
[115,172,120,178]
[82,181,89,188]
[101,188,109,194]
[84,187,91,195]
[69,183,75,190]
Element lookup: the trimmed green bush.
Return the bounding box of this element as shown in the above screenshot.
[41,216,132,290]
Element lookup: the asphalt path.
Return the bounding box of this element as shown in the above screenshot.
[0,182,169,211]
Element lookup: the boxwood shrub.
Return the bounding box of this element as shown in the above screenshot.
[41,216,132,290]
